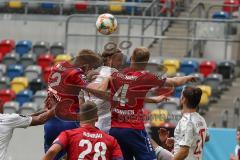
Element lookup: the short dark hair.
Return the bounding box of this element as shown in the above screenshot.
[182,86,202,109]
[76,49,102,69]
[79,101,98,123]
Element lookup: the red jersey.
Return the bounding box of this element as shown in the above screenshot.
[47,61,87,112]
[54,125,123,160]
[109,68,166,130]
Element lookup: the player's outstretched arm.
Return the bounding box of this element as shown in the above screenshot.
[150,138,173,160]
[172,146,189,160]
[42,144,62,160]
[30,108,55,126]
[144,95,169,103]
[165,76,197,87]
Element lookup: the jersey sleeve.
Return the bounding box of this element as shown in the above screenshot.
[146,72,166,87]
[111,138,123,159]
[179,121,195,147]
[2,114,32,128]
[53,131,68,150]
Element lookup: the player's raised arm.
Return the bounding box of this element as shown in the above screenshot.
[84,77,111,100]
[165,75,197,87]
[42,144,62,160]
[144,95,169,103]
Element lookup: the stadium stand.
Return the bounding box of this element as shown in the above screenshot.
[20,102,38,115]
[33,41,50,56]
[37,54,54,69]
[50,42,65,56]
[29,78,45,94]
[0,89,16,104]
[179,59,199,75]
[15,40,32,56]
[0,39,15,55]
[20,53,36,68]
[3,53,19,66]
[24,65,42,82]
[10,77,28,93]
[0,64,6,76]
[16,89,33,106]
[54,54,72,64]
[199,60,217,77]
[6,64,24,80]
[32,90,47,107]
[163,59,180,76]
[3,101,20,114]
[0,76,10,90]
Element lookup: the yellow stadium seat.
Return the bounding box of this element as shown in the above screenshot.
[109,0,125,12]
[150,109,168,127]
[54,54,72,64]
[163,59,180,76]
[197,85,212,106]
[11,77,28,93]
[9,0,22,9]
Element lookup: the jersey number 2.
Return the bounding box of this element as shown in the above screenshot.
[194,128,206,155]
[49,72,61,87]
[113,84,129,106]
[78,139,107,160]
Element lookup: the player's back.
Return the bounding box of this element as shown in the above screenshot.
[47,61,86,111]
[63,125,122,160]
[110,68,165,130]
[174,112,207,160]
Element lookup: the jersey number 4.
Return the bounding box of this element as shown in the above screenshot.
[113,84,129,107]
[78,139,107,160]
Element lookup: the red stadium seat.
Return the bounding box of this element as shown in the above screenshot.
[0,89,16,104]
[0,39,15,56]
[223,0,239,14]
[199,60,217,78]
[37,54,54,69]
[43,66,52,83]
[75,1,88,11]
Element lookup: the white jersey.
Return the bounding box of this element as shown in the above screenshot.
[174,112,207,160]
[88,66,117,133]
[0,114,32,160]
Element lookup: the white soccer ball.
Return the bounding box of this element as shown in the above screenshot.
[96,13,118,35]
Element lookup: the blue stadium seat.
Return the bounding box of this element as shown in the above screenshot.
[3,101,20,114]
[20,102,38,115]
[173,86,184,98]
[6,64,24,79]
[29,78,44,94]
[0,76,10,90]
[41,2,57,9]
[3,53,19,65]
[20,53,36,68]
[16,89,33,106]
[180,60,199,75]
[212,11,230,19]
[15,40,32,56]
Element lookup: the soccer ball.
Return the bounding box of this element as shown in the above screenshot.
[96,13,118,35]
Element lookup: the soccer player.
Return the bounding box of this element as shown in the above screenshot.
[42,101,124,160]
[44,49,102,160]
[85,47,197,160]
[230,127,240,160]
[86,47,123,133]
[0,98,55,160]
[153,86,208,160]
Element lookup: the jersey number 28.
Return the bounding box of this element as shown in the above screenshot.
[78,139,107,160]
